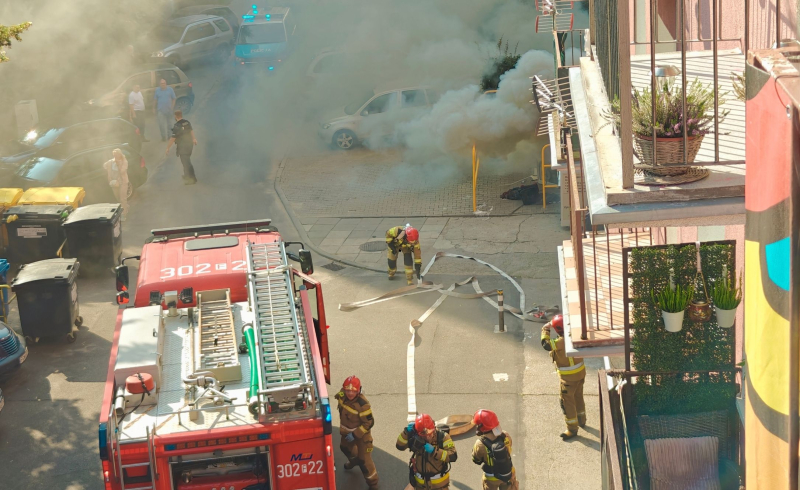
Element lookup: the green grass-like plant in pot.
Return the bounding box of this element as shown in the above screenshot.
[711,267,742,328]
[652,283,694,332]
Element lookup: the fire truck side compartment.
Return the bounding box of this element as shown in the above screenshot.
[114,305,165,388]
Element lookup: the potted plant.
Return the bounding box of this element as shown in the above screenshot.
[711,267,742,328]
[652,283,694,332]
[606,78,729,170]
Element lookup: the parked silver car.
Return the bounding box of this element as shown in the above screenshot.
[145,15,234,67]
[318,86,440,150]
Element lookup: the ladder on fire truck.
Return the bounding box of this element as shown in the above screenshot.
[246,241,314,411]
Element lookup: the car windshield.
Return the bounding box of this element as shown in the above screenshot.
[237,23,286,44]
[150,24,185,44]
[15,156,65,182]
[344,92,375,116]
[20,128,64,150]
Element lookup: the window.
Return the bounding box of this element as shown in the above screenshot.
[237,23,287,44]
[364,93,396,115]
[15,157,65,183]
[184,23,215,43]
[157,70,181,85]
[213,19,230,32]
[402,90,427,108]
[125,73,153,90]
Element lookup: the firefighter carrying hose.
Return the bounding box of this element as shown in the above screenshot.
[336,376,379,489]
[386,224,422,285]
[541,314,586,439]
[396,413,457,489]
[471,409,519,490]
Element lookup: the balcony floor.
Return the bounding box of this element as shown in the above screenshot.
[583,48,746,207]
[561,231,654,352]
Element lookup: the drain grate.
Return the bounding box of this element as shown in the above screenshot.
[321,262,346,271]
[359,241,387,252]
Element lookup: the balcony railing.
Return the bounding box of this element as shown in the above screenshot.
[599,369,743,489]
[586,0,792,188]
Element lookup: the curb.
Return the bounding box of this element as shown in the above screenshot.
[273,160,385,274]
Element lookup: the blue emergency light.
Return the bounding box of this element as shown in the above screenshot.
[242,14,255,20]
[252,4,257,8]
[265,14,271,19]
[269,66,274,70]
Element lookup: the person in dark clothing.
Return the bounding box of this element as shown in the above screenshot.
[165,109,197,184]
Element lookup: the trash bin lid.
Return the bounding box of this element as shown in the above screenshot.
[0,188,23,207]
[3,204,72,220]
[63,203,121,225]
[11,258,79,287]
[18,187,86,209]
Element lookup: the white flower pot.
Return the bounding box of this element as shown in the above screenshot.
[662,310,685,332]
[715,306,737,328]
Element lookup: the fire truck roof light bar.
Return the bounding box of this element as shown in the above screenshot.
[150,219,273,237]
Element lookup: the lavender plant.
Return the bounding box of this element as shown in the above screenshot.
[606,78,729,138]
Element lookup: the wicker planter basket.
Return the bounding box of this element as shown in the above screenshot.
[638,410,732,458]
[633,134,705,168]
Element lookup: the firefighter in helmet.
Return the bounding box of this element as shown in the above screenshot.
[386,224,422,285]
[471,409,518,490]
[336,376,379,489]
[396,413,457,489]
[541,314,586,439]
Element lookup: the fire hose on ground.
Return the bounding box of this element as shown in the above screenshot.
[339,252,550,437]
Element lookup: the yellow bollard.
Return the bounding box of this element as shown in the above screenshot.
[472,143,481,212]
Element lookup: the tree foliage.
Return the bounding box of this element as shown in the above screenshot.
[0,22,33,63]
[480,36,520,92]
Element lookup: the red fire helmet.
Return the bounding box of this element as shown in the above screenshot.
[405,226,419,242]
[551,314,564,335]
[342,375,361,393]
[415,413,435,434]
[473,409,500,433]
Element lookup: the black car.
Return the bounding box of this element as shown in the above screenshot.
[0,118,142,173]
[171,5,240,35]
[0,321,27,377]
[12,144,148,202]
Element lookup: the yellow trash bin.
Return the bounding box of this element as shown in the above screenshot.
[0,188,24,253]
[18,187,86,209]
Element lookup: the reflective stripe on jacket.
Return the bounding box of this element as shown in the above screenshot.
[541,325,586,381]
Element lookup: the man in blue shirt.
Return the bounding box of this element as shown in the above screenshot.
[153,78,176,141]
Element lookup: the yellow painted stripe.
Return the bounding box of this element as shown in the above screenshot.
[341,404,359,415]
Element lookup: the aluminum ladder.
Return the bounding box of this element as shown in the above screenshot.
[246,242,313,409]
[116,425,157,490]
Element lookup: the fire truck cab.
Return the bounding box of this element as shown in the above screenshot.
[98,220,335,490]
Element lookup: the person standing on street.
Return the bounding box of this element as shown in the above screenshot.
[103,148,130,221]
[165,109,197,184]
[396,414,457,490]
[153,79,176,142]
[471,409,518,490]
[335,376,379,489]
[541,314,586,439]
[128,84,148,142]
[386,224,422,285]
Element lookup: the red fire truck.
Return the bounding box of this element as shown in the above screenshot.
[98,220,335,490]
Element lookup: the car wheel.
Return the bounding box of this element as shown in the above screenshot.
[333,130,357,150]
[126,181,134,199]
[175,97,192,115]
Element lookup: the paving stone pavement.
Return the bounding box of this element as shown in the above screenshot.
[279,148,535,217]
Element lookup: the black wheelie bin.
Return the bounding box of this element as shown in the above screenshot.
[63,204,123,276]
[11,258,82,343]
[2,205,72,266]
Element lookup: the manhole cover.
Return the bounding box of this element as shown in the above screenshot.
[359,241,387,252]
[321,262,346,271]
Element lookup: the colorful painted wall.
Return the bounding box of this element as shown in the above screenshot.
[744,53,795,487]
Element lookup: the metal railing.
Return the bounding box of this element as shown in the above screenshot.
[586,0,800,187]
[599,370,627,489]
[554,29,586,69]
[564,128,589,340]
